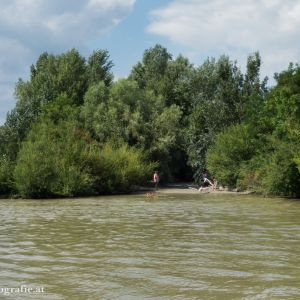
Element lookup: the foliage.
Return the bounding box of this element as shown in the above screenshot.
[185,56,243,180]
[206,124,259,187]
[2,49,113,161]
[87,144,155,194]
[80,78,184,181]
[237,138,300,197]
[130,44,172,92]
[2,45,300,197]
[86,49,114,86]
[258,140,300,197]
[14,120,90,198]
[0,155,14,195]
[207,62,300,197]
[14,119,154,198]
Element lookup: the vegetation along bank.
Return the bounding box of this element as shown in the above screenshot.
[1,45,300,198]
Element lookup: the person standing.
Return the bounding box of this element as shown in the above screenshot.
[153,171,160,191]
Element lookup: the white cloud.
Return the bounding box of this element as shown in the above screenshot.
[147,0,300,81]
[0,0,135,125]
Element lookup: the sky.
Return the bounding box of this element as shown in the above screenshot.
[1,0,300,125]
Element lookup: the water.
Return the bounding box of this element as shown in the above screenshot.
[0,193,300,299]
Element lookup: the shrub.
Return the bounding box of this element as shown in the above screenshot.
[14,121,93,198]
[83,143,155,194]
[237,139,300,197]
[206,123,258,187]
[14,120,154,198]
[0,155,14,195]
[259,141,300,197]
[236,155,265,192]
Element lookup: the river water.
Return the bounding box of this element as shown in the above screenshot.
[0,193,300,299]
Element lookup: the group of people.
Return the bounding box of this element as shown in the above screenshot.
[151,170,217,192]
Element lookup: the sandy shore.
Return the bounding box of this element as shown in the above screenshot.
[136,184,253,195]
[156,187,252,195]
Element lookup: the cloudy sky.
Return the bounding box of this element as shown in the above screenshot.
[1,0,299,124]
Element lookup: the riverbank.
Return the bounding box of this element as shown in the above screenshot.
[0,183,252,199]
[157,187,253,195]
[134,183,253,195]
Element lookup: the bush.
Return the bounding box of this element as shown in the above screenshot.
[14,121,93,198]
[236,155,265,192]
[86,144,155,194]
[206,123,258,187]
[14,120,154,198]
[236,138,300,197]
[0,155,14,195]
[259,141,300,197]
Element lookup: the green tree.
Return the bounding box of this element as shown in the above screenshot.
[206,62,300,196]
[185,56,244,180]
[2,49,114,163]
[149,104,183,181]
[240,52,268,122]
[206,123,259,187]
[162,55,194,115]
[80,81,109,139]
[130,44,172,94]
[14,116,154,198]
[0,154,14,195]
[86,49,114,86]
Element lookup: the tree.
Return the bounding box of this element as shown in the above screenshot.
[80,81,109,139]
[162,55,194,115]
[1,49,115,163]
[206,123,259,187]
[206,62,300,196]
[0,154,14,195]
[130,44,172,94]
[149,104,183,181]
[185,53,268,181]
[240,52,268,122]
[86,49,114,86]
[185,56,244,180]
[14,97,154,198]
[81,79,154,146]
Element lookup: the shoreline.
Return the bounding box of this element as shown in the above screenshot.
[157,187,253,195]
[134,183,253,195]
[0,184,253,200]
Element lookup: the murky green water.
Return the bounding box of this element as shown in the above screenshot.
[0,193,300,299]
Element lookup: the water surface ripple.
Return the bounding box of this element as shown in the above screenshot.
[0,194,300,299]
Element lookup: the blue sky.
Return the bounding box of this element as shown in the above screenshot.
[1,0,300,125]
[88,0,179,79]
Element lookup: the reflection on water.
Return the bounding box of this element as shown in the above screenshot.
[0,194,300,299]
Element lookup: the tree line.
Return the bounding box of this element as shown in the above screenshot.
[0,45,299,198]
